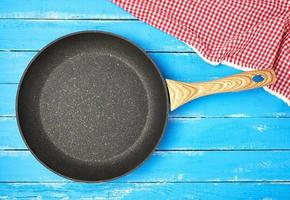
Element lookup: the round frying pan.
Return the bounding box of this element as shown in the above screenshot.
[17,31,276,182]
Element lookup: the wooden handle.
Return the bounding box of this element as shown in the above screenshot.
[166,69,276,111]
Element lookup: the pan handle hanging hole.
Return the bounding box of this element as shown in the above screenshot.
[252,75,265,83]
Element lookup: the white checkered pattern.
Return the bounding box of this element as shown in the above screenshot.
[113,0,290,104]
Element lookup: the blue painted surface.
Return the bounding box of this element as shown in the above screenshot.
[0,1,290,199]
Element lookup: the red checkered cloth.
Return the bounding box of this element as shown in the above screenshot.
[113,0,290,105]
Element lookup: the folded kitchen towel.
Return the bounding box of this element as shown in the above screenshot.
[113,0,290,105]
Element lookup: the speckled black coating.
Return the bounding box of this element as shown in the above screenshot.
[17,31,168,182]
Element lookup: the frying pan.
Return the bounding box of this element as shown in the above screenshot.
[17,31,276,182]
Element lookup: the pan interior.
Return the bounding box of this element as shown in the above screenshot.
[17,32,168,181]
[40,53,148,161]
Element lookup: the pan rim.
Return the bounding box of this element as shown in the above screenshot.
[16,30,169,183]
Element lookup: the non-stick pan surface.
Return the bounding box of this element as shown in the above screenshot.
[17,31,168,182]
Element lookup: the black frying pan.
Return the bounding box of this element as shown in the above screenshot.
[17,31,276,182]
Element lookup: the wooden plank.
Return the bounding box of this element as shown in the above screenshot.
[1,84,288,117]
[1,183,290,199]
[1,117,290,150]
[0,0,134,19]
[0,52,239,84]
[0,85,17,117]
[1,151,290,182]
[0,52,33,83]
[161,118,290,150]
[0,19,191,51]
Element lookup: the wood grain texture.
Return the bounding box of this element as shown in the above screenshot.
[2,150,290,182]
[167,69,276,110]
[1,117,290,150]
[1,183,290,199]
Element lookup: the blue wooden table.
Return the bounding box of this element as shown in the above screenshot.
[1,0,290,199]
